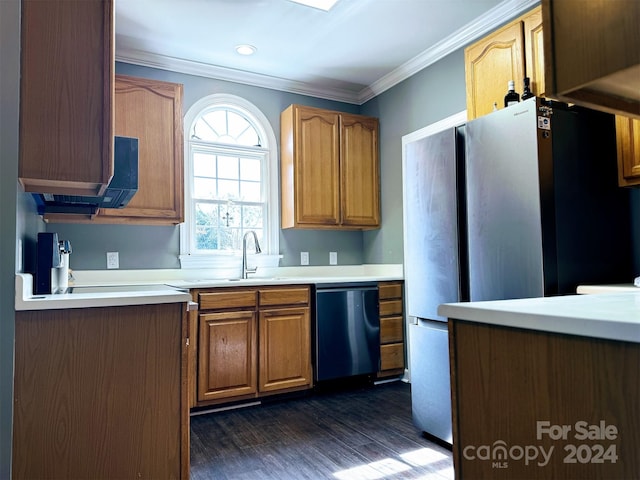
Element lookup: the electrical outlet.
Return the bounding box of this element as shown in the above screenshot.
[329,251,337,265]
[106,252,119,269]
[300,251,309,266]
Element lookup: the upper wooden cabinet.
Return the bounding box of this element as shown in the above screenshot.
[465,6,544,120]
[340,113,381,228]
[280,104,380,229]
[542,0,640,119]
[19,0,114,196]
[616,117,640,187]
[522,7,545,100]
[98,75,184,224]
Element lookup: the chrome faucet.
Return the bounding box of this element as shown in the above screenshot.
[242,231,262,279]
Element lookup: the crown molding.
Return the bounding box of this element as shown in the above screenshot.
[116,0,539,105]
[116,49,363,104]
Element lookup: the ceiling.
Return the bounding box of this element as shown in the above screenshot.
[115,0,538,104]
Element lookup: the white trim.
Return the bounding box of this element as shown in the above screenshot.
[180,94,280,263]
[116,0,539,105]
[116,50,362,104]
[178,254,283,274]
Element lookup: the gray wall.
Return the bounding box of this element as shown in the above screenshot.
[361,50,467,264]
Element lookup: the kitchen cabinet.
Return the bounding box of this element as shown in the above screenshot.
[616,116,640,187]
[13,303,189,479]
[466,5,638,190]
[464,6,544,120]
[542,0,640,119]
[19,0,114,196]
[448,318,640,479]
[378,281,405,377]
[198,309,258,401]
[100,75,184,224]
[192,285,312,406]
[280,104,380,229]
[45,75,185,224]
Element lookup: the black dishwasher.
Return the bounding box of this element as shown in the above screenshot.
[314,284,380,382]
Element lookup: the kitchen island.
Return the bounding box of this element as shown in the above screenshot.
[439,294,640,480]
[13,274,193,480]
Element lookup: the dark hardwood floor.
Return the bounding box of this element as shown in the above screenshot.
[190,380,453,479]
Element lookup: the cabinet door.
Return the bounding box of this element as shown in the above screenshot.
[378,281,405,377]
[340,114,381,227]
[465,21,525,119]
[616,116,640,186]
[522,6,545,97]
[258,307,311,393]
[281,105,340,227]
[198,311,257,402]
[99,75,184,224]
[14,304,185,479]
[19,0,114,196]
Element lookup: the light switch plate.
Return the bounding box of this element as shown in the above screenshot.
[106,252,119,269]
[300,251,309,265]
[329,251,337,265]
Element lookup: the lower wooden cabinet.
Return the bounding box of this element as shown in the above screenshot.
[449,319,640,479]
[198,310,257,402]
[13,303,189,480]
[191,285,312,406]
[259,306,311,392]
[378,281,406,377]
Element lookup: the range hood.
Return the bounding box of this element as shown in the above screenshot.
[33,136,139,215]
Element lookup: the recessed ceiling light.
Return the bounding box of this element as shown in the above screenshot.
[288,0,339,11]
[235,44,257,56]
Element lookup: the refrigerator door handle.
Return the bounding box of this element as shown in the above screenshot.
[416,317,448,331]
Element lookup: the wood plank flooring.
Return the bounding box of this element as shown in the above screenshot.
[190,380,453,479]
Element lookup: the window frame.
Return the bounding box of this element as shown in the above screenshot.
[179,94,280,268]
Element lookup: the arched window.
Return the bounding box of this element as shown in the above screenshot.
[180,94,279,269]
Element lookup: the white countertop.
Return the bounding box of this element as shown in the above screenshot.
[15,273,193,311]
[437,293,640,343]
[15,264,403,311]
[576,284,638,294]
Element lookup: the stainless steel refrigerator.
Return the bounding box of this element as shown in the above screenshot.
[404,97,632,445]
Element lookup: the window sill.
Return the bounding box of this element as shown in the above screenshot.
[178,253,282,272]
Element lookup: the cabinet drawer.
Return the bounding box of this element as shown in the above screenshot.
[380,316,404,344]
[380,299,402,317]
[259,287,309,307]
[379,282,402,300]
[380,343,405,371]
[199,290,256,310]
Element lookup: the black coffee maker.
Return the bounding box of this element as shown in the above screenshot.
[35,232,72,294]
